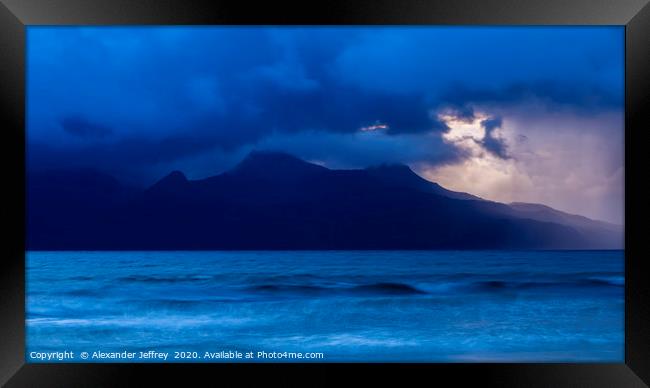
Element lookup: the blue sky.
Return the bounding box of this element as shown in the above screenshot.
[26,26,624,223]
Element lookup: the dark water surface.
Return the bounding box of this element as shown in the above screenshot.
[26,250,623,362]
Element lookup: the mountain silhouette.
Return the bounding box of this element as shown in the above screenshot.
[27,151,623,250]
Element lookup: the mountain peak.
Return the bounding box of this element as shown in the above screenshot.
[366,163,416,175]
[232,150,328,178]
[148,170,189,193]
[366,162,428,186]
[241,150,304,164]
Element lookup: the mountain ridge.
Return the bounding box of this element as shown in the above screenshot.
[27,151,623,250]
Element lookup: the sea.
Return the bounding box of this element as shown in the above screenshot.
[26,250,624,362]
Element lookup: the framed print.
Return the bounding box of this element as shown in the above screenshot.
[0,0,648,386]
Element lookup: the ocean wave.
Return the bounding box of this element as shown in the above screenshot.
[27,314,252,328]
[585,276,625,286]
[63,288,104,297]
[470,278,624,291]
[68,275,95,281]
[350,282,426,295]
[267,333,420,348]
[248,282,426,296]
[117,274,214,283]
[241,275,625,298]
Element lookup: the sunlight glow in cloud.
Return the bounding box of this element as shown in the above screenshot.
[439,112,488,153]
[420,106,623,224]
[359,122,389,132]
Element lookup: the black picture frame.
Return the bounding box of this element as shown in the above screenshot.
[1,0,648,386]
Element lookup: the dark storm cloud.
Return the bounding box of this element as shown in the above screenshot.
[60,116,113,138]
[481,117,502,133]
[438,104,476,123]
[27,26,623,183]
[440,81,623,116]
[480,117,509,159]
[246,81,444,135]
